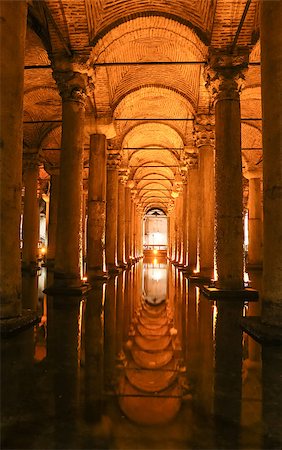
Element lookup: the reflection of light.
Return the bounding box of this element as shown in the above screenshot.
[153,249,158,255]
[151,268,164,282]
[82,276,88,282]
[244,272,250,287]
[193,269,199,274]
[40,246,46,255]
[212,303,218,341]
[153,258,158,265]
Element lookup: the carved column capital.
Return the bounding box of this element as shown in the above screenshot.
[118,167,130,184]
[205,47,249,102]
[53,70,88,104]
[23,152,41,171]
[193,114,215,148]
[107,149,121,169]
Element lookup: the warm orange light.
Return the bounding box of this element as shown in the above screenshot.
[82,276,88,282]
[153,258,158,265]
[153,249,158,255]
[40,247,46,255]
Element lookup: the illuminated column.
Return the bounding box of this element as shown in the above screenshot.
[117,173,127,267]
[193,115,215,278]
[207,49,248,290]
[105,151,121,272]
[182,180,189,267]
[0,0,27,318]
[80,184,87,278]
[131,197,136,260]
[125,181,133,263]
[22,153,39,269]
[260,0,282,325]
[187,155,199,272]
[45,165,60,265]
[177,190,184,265]
[52,71,87,288]
[246,174,263,268]
[87,134,107,279]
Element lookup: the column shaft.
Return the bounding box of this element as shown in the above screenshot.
[0,1,27,317]
[117,181,126,265]
[182,183,188,267]
[188,167,199,271]
[215,95,243,289]
[47,174,59,263]
[54,98,85,286]
[22,163,39,267]
[106,167,119,269]
[248,177,263,267]
[87,134,107,278]
[125,187,132,263]
[260,0,282,324]
[199,146,215,276]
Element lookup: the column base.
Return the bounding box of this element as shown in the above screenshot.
[240,316,282,344]
[246,263,263,271]
[107,265,123,275]
[118,262,127,269]
[44,283,92,296]
[21,261,41,274]
[1,309,40,337]
[201,285,259,301]
[187,272,211,283]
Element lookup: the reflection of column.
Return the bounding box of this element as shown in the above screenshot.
[50,296,80,447]
[53,71,86,288]
[207,49,248,289]
[117,175,126,267]
[104,277,117,389]
[193,115,215,278]
[87,134,107,279]
[260,0,282,326]
[214,301,243,448]
[45,167,60,266]
[197,293,214,415]
[247,175,263,267]
[106,151,120,271]
[84,285,105,423]
[125,185,132,263]
[0,1,27,318]
[187,158,199,272]
[22,154,39,269]
[116,273,125,357]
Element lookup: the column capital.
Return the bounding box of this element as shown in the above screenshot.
[22,152,41,171]
[184,151,198,169]
[205,47,249,102]
[107,149,121,169]
[44,162,60,176]
[193,114,215,148]
[118,167,130,184]
[53,69,88,104]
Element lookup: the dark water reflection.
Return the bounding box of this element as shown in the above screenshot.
[1,260,281,449]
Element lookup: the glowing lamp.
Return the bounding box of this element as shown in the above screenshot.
[153,249,158,255]
[82,276,88,282]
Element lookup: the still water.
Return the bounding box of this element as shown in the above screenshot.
[1,258,281,449]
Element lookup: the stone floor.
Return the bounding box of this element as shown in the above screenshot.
[1,261,281,449]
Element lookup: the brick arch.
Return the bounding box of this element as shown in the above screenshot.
[90,10,211,47]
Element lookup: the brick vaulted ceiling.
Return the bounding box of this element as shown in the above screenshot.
[25,0,262,213]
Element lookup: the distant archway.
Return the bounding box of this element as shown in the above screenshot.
[143,208,167,255]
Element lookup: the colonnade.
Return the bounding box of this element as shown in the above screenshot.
[0,0,281,333]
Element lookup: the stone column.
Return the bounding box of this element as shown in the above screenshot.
[105,151,121,272]
[131,198,136,260]
[117,174,126,267]
[182,181,189,267]
[44,166,60,265]
[260,0,282,325]
[246,174,263,268]
[207,48,248,290]
[52,71,87,288]
[187,155,199,272]
[0,0,27,318]
[193,115,215,278]
[87,134,107,279]
[22,154,40,269]
[125,184,132,264]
